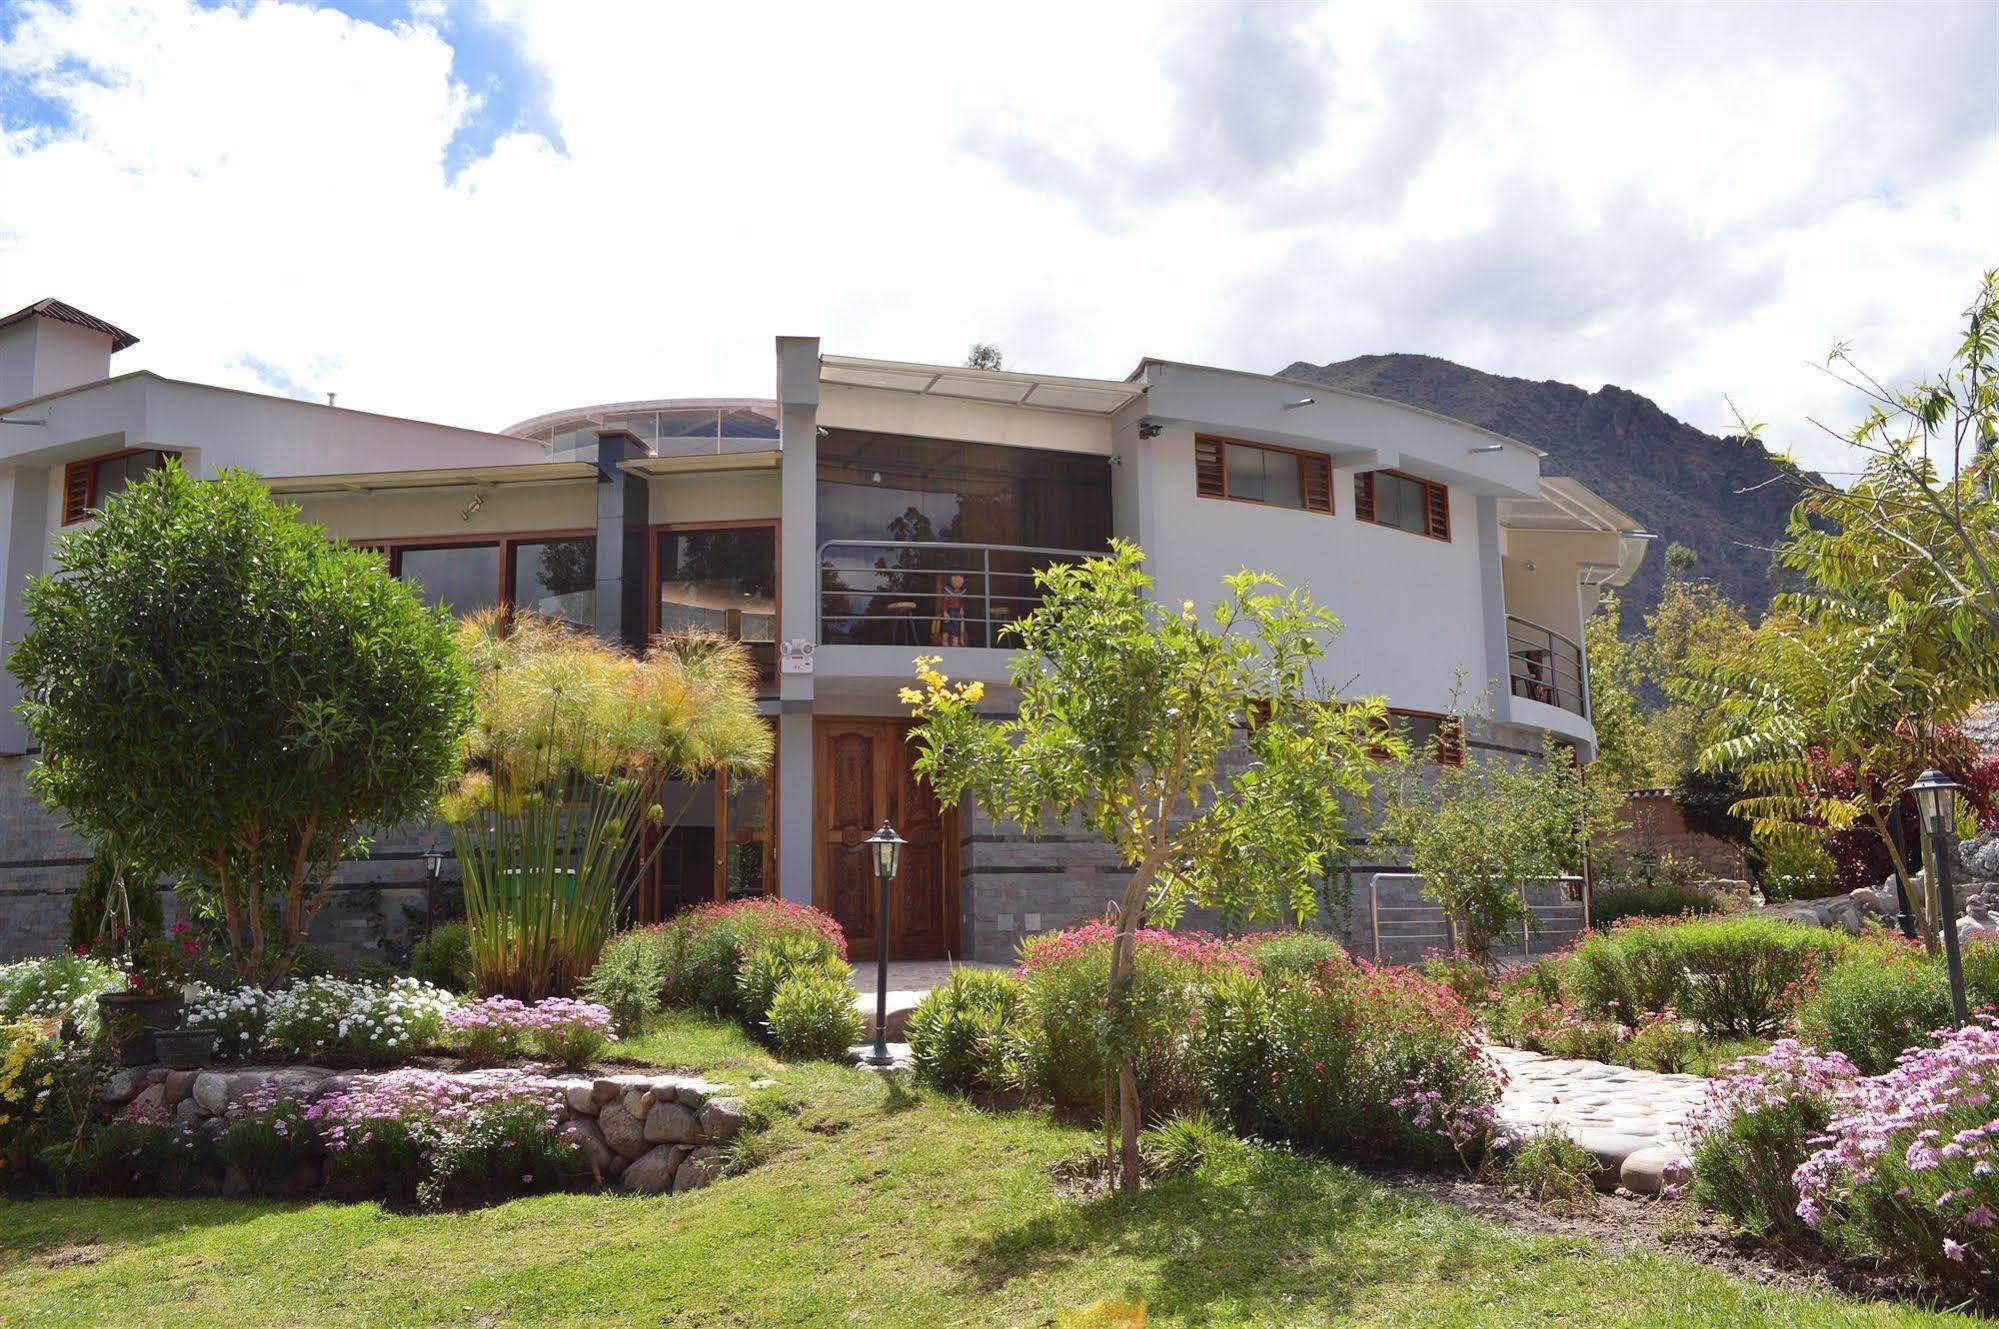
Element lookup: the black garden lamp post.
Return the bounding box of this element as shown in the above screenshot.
[1909,768,1970,1029]
[861,821,905,1067]
[421,845,446,937]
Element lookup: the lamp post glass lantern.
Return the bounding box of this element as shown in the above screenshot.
[861,822,905,1066]
[1908,769,1970,1028]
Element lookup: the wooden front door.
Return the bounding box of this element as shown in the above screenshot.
[813,717,954,960]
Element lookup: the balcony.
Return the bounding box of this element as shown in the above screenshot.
[818,540,1096,649]
[1507,615,1588,719]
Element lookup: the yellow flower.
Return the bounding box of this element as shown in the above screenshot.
[963,681,986,702]
[1181,600,1196,620]
[897,687,923,705]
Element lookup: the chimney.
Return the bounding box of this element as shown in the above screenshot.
[0,300,139,409]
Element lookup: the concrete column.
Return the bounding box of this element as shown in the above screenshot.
[1475,495,1513,724]
[774,337,820,905]
[0,466,49,755]
[590,430,649,650]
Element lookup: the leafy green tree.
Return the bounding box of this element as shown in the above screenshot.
[964,342,1004,371]
[1379,724,1623,967]
[1581,593,1655,791]
[907,541,1388,1192]
[1636,574,1753,768]
[9,464,473,986]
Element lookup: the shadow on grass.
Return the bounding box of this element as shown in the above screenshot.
[955,1146,1503,1322]
[0,1196,315,1271]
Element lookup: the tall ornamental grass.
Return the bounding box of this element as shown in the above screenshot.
[441,616,771,1000]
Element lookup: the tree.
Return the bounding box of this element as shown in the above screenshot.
[1636,574,1753,766]
[907,542,1388,1192]
[964,342,1004,371]
[1581,593,1656,790]
[8,464,473,987]
[1379,724,1623,967]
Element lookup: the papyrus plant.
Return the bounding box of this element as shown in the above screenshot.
[440,614,771,999]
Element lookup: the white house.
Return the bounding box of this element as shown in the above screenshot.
[0,300,1646,963]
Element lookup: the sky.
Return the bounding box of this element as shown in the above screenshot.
[0,0,1993,475]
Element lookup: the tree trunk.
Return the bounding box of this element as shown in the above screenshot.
[1104,850,1165,1193]
[1118,1063,1142,1192]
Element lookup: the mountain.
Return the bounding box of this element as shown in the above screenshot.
[1278,353,1814,629]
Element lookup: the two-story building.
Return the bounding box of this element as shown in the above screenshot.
[0,300,1646,963]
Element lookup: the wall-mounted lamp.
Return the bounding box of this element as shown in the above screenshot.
[459,490,487,523]
[1281,396,1316,410]
[0,416,47,427]
[1138,420,1163,439]
[1470,443,1505,454]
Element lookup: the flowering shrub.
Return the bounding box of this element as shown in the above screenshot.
[263,977,458,1064]
[69,1095,214,1195]
[1015,922,1242,1119]
[1792,1020,1999,1297]
[521,998,616,1069]
[1685,1039,1860,1239]
[1794,935,1999,1074]
[596,900,847,1025]
[1588,882,1726,928]
[1,1017,107,1177]
[581,928,673,1034]
[0,954,120,1036]
[216,1079,321,1193]
[1568,915,1845,1035]
[185,984,277,1060]
[443,996,533,1064]
[306,1068,581,1207]
[1196,951,1502,1165]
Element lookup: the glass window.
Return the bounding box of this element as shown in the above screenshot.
[1197,437,1324,512]
[89,451,160,505]
[657,527,778,676]
[397,544,500,618]
[511,538,596,625]
[1362,470,1447,538]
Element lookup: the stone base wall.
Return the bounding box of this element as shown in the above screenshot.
[99,1063,744,1197]
[1349,872,1586,966]
[0,755,456,964]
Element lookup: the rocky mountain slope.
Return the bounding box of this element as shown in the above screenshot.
[1279,353,1815,627]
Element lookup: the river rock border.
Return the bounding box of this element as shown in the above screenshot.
[99,1065,747,1196]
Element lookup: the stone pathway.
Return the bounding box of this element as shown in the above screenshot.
[1485,1044,1709,1193]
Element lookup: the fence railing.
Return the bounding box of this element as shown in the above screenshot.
[1506,614,1589,718]
[817,539,1098,648]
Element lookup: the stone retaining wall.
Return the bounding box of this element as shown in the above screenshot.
[98,1063,746,1196]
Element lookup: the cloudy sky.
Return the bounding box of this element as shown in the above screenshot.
[0,0,1992,473]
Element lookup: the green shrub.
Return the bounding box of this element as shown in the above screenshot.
[766,968,862,1061]
[408,922,474,995]
[1196,951,1501,1164]
[1419,952,1497,1008]
[69,1104,215,1196]
[580,929,672,1034]
[906,968,1023,1095]
[1140,1110,1230,1180]
[1495,1128,1597,1210]
[1754,836,1836,903]
[216,1082,321,1194]
[1013,923,1235,1121]
[66,854,164,954]
[1588,883,1725,929]
[1793,935,1999,1074]
[1241,930,1345,979]
[1569,916,1847,1036]
[738,932,847,1032]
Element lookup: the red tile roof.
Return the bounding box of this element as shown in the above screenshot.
[0,299,139,352]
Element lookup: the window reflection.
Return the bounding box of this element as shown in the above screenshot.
[397,544,500,618]
[511,538,596,626]
[657,527,778,678]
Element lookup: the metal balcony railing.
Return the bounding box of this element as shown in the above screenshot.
[817,539,1098,648]
[1507,614,1589,719]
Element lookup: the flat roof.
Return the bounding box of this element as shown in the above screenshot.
[261,460,596,496]
[819,355,1142,416]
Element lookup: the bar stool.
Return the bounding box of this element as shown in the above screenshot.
[887,601,921,646]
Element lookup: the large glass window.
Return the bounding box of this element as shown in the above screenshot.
[817,429,1113,646]
[1357,469,1450,540]
[397,544,500,618]
[1196,436,1329,512]
[656,526,778,677]
[511,538,596,625]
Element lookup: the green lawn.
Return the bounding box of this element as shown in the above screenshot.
[0,1013,1969,1327]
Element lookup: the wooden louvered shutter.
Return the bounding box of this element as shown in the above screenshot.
[1438,716,1465,766]
[1301,454,1332,513]
[1425,480,1451,541]
[1354,470,1376,523]
[151,449,179,473]
[61,460,93,524]
[1194,437,1225,498]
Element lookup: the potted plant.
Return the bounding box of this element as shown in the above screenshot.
[85,862,203,1065]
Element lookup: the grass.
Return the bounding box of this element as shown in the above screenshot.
[0,1011,1974,1327]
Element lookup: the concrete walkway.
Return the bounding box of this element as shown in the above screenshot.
[1486,1044,1707,1193]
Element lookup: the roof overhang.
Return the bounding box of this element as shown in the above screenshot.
[620,453,778,477]
[819,355,1142,416]
[261,460,597,496]
[1499,476,1653,586]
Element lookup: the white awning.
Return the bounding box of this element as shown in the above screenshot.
[819,355,1142,416]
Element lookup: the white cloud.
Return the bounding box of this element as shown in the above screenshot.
[0,0,1991,473]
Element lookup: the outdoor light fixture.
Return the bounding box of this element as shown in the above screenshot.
[1470,443,1506,454]
[1281,396,1316,409]
[1907,769,1970,1027]
[860,822,906,1067]
[421,846,445,937]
